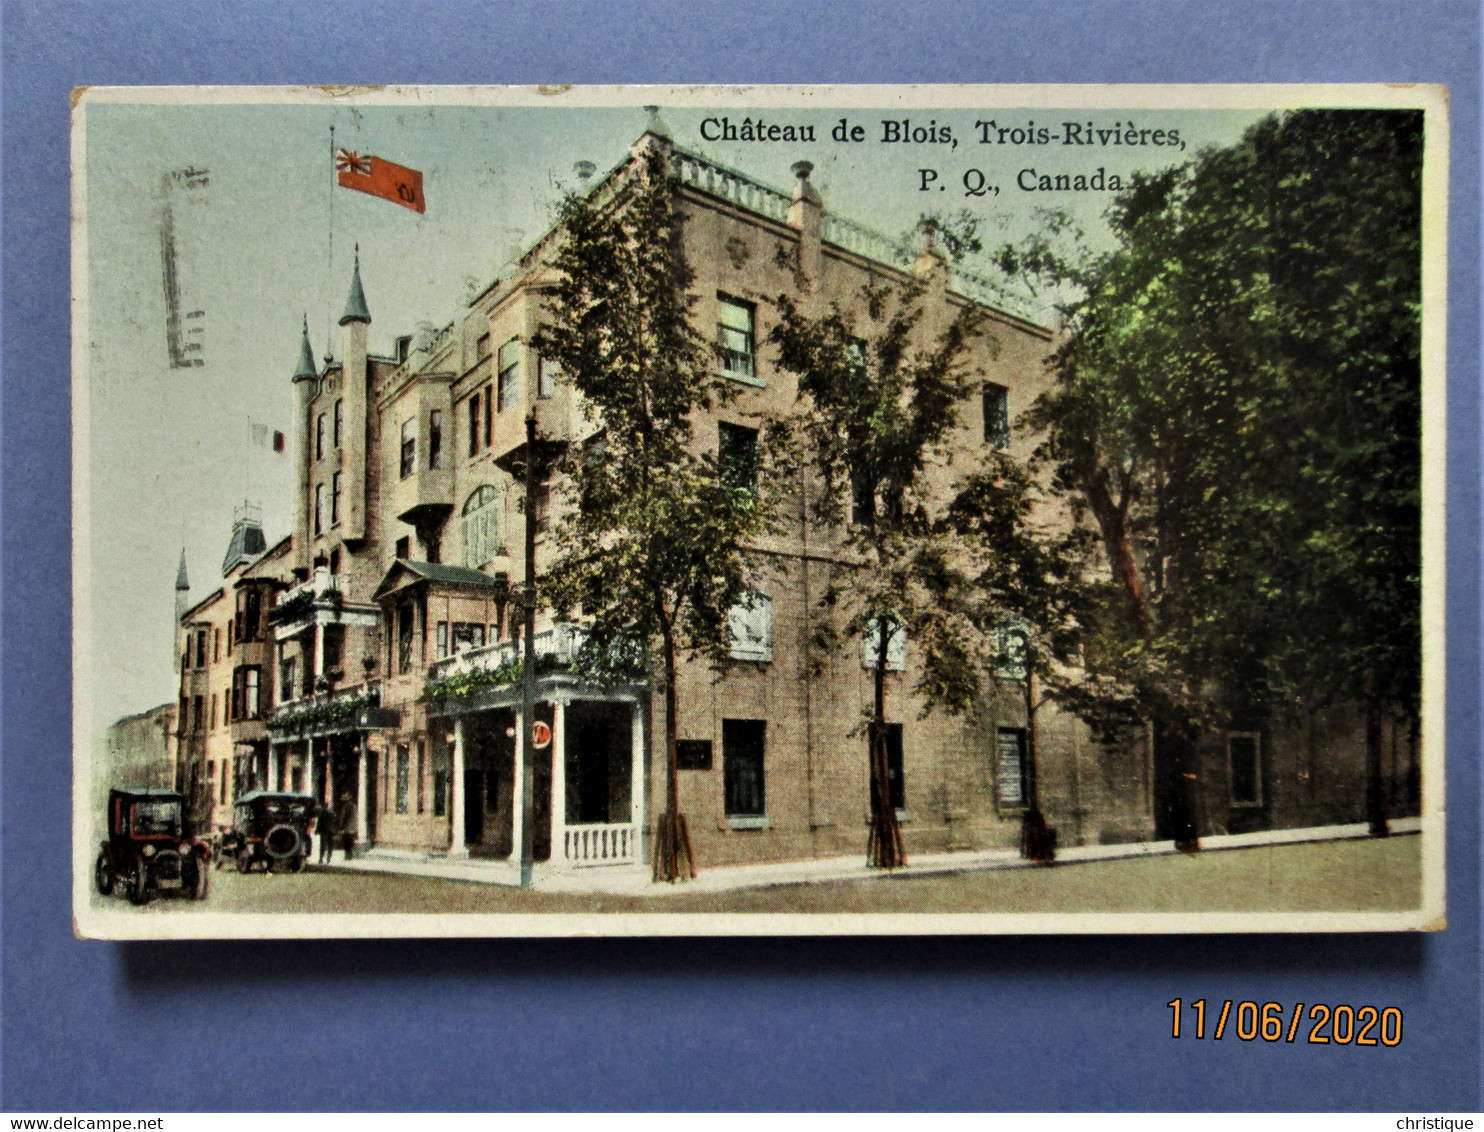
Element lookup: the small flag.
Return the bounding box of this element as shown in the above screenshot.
[272,431,285,453]
[336,148,425,214]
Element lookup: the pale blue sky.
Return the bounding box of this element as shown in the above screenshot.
[80,95,1269,739]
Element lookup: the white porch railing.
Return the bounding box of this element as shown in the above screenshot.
[563,823,639,867]
[427,622,587,682]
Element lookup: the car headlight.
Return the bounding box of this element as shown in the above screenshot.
[142,844,156,857]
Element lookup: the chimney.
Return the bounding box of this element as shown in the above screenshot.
[788,160,823,298]
[631,106,673,167]
[913,218,951,294]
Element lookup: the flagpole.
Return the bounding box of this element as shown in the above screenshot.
[327,123,335,361]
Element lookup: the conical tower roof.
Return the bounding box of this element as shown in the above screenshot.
[292,314,318,382]
[339,246,371,326]
[175,548,189,591]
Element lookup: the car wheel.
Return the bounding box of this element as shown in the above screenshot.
[128,857,150,905]
[187,857,209,900]
[236,848,253,875]
[94,851,115,896]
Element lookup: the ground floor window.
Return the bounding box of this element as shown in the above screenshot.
[395,745,410,813]
[997,727,1027,807]
[416,742,427,814]
[1228,731,1262,806]
[723,718,766,817]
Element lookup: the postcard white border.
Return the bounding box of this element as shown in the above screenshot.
[71,82,1449,939]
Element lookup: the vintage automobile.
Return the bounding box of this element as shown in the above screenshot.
[95,788,210,905]
[229,791,317,873]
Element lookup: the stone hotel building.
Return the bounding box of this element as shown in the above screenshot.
[169,122,1416,877]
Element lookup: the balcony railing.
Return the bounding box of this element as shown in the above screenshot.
[282,568,345,606]
[563,823,639,868]
[269,680,398,738]
[427,623,587,683]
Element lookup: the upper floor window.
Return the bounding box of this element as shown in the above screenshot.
[533,482,552,534]
[538,356,560,399]
[483,385,494,445]
[400,418,416,479]
[462,485,503,567]
[428,410,444,469]
[397,602,415,674]
[395,535,411,560]
[232,666,262,721]
[861,616,907,671]
[236,589,262,643]
[983,383,1010,448]
[468,391,482,457]
[213,628,220,662]
[497,339,521,412]
[727,591,773,663]
[333,399,344,449]
[279,654,297,704]
[331,472,344,526]
[315,413,326,460]
[719,296,756,379]
[314,485,325,536]
[477,332,491,360]
[993,615,1030,681]
[719,422,759,498]
[452,622,485,653]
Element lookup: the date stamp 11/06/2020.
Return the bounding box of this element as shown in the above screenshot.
[1168,998,1404,1046]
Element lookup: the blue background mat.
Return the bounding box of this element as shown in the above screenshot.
[3,0,1478,1111]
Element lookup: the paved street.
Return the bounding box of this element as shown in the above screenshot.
[94,833,1422,918]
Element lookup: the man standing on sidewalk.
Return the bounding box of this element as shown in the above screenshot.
[316,799,337,865]
[335,792,358,861]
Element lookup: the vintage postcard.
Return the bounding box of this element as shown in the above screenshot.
[72,84,1447,938]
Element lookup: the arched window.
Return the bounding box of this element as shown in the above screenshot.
[462,485,504,568]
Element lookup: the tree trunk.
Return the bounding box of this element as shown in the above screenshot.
[1364,664,1389,837]
[1019,661,1056,863]
[1086,474,1201,850]
[866,619,906,869]
[652,613,695,882]
[1152,701,1202,851]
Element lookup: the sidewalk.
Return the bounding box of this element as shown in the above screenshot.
[316,815,1422,896]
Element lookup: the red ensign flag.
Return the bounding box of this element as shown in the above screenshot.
[335,149,425,213]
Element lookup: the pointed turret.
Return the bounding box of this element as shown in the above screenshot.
[338,249,370,541]
[292,314,318,383]
[174,548,190,621]
[339,246,371,326]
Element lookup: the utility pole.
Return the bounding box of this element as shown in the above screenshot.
[519,413,539,889]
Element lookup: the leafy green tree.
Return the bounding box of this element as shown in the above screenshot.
[532,147,771,881]
[768,231,1023,868]
[1000,110,1422,844]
